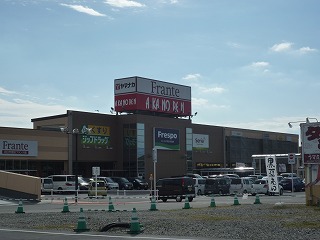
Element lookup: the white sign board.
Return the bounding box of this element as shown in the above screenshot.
[265,155,280,194]
[288,153,295,164]
[192,134,209,150]
[0,139,38,157]
[92,167,100,176]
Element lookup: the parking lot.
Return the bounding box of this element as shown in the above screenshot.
[0,190,306,214]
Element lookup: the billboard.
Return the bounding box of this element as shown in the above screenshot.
[81,125,111,147]
[0,139,38,157]
[114,77,191,116]
[301,123,320,164]
[192,134,209,151]
[154,128,180,150]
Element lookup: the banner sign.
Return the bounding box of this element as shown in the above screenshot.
[114,77,191,117]
[154,128,180,150]
[265,155,280,194]
[301,123,320,164]
[81,125,111,147]
[0,139,38,157]
[192,134,209,150]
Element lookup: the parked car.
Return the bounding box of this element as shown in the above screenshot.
[279,177,305,192]
[47,175,77,193]
[41,177,53,194]
[111,177,134,190]
[227,176,254,195]
[204,177,230,195]
[247,175,265,180]
[193,177,206,195]
[91,177,119,190]
[78,177,89,192]
[127,177,149,190]
[156,176,195,202]
[280,173,297,178]
[251,179,283,196]
[88,181,107,198]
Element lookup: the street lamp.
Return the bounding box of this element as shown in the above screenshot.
[61,126,91,203]
[288,117,319,128]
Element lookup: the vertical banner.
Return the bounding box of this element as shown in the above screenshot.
[265,155,280,194]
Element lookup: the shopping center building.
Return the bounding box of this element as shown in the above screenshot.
[0,77,299,180]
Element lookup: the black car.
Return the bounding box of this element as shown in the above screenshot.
[111,177,134,190]
[127,177,149,190]
[156,176,195,202]
[204,177,230,195]
[279,177,305,192]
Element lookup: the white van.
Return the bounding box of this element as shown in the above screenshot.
[193,178,206,195]
[41,177,53,194]
[48,175,76,193]
[229,177,254,195]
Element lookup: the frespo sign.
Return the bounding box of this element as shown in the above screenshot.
[154,128,180,150]
[0,139,38,157]
[114,77,191,117]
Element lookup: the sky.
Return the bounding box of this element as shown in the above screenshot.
[1,0,319,137]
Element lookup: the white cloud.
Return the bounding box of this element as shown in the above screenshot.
[0,86,16,95]
[0,97,69,128]
[182,74,201,81]
[105,0,146,8]
[298,47,317,54]
[270,42,293,52]
[192,97,208,106]
[199,86,225,94]
[60,4,106,17]
[250,61,269,68]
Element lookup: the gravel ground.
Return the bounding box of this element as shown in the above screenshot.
[1,203,320,240]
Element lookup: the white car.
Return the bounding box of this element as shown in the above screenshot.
[251,179,283,196]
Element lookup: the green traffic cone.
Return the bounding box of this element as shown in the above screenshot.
[233,195,240,206]
[209,195,216,208]
[108,196,115,212]
[254,194,261,204]
[15,199,25,214]
[127,208,143,234]
[62,197,70,213]
[149,197,158,211]
[183,196,191,209]
[74,208,90,232]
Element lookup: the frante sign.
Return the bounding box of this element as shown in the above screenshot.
[0,139,38,157]
[114,77,191,117]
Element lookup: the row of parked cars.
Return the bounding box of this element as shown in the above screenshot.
[41,175,149,194]
[200,173,305,196]
[154,173,306,202]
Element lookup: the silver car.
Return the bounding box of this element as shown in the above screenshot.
[251,179,283,196]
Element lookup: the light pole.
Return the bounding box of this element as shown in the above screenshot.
[61,126,91,203]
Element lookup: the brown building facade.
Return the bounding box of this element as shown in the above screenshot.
[0,109,299,180]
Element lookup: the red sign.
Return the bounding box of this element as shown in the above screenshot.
[114,93,191,116]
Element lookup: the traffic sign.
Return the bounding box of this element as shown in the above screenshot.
[92,166,100,176]
[288,153,295,164]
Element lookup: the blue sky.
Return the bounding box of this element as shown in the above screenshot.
[0,0,319,136]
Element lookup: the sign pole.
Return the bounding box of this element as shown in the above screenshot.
[92,167,100,199]
[152,148,157,199]
[288,153,296,194]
